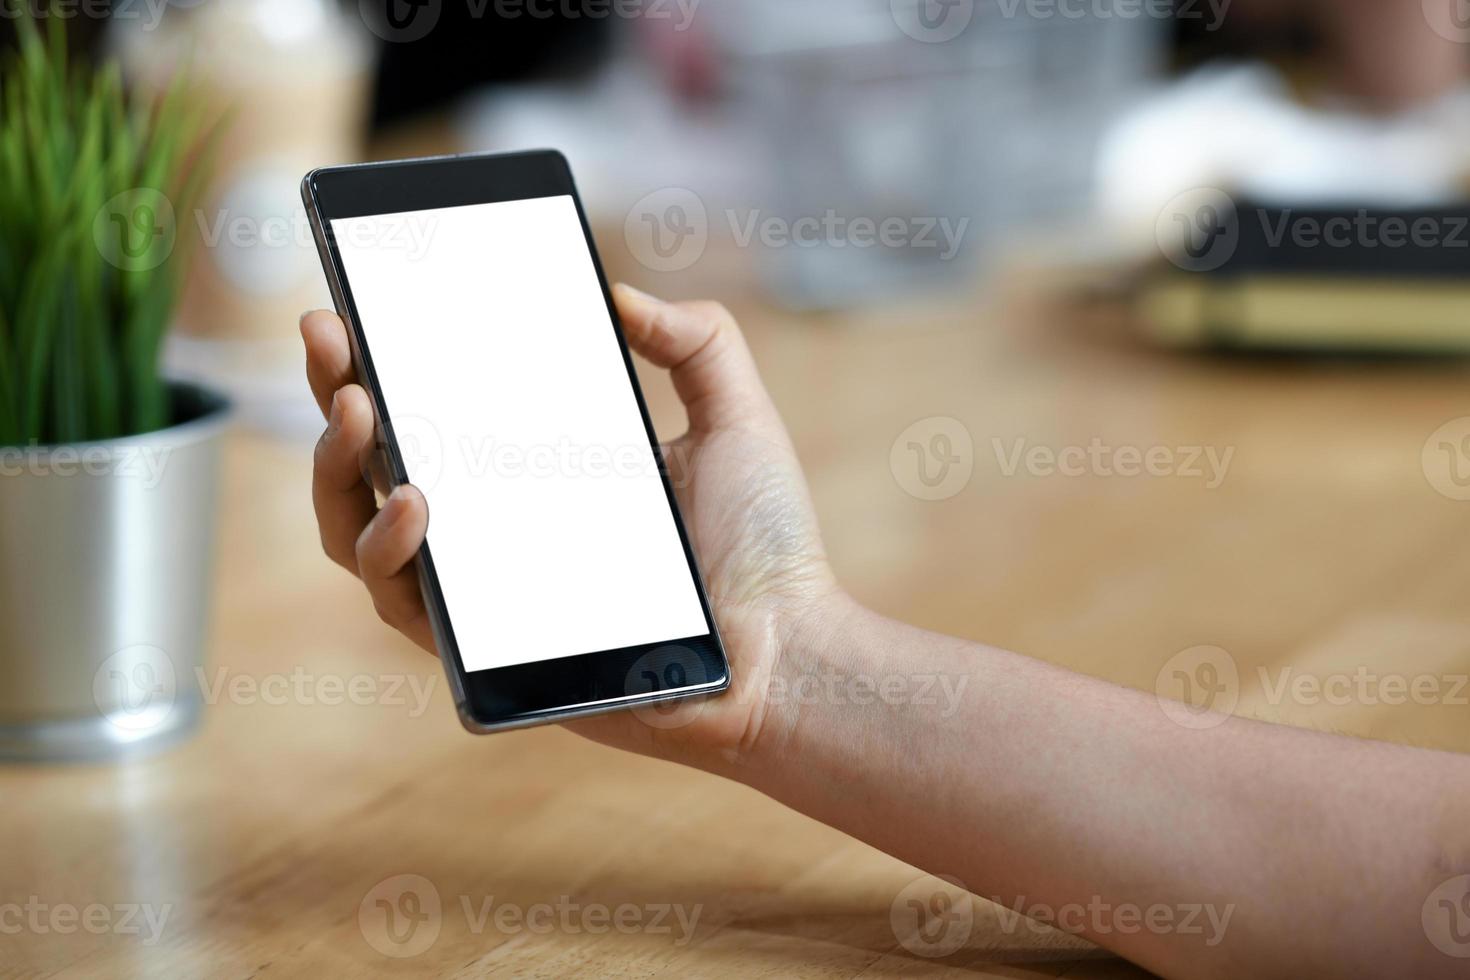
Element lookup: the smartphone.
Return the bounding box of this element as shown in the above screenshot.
[301,150,729,733]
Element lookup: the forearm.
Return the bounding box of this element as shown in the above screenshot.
[725,594,1470,979]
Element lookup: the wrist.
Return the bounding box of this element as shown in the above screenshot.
[713,589,876,783]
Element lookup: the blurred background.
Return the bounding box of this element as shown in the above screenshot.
[26,0,1468,426]
[5,0,1470,975]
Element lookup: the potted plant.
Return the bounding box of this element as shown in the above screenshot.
[0,13,228,760]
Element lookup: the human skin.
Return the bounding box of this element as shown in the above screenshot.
[301,288,1470,979]
[1232,0,1467,109]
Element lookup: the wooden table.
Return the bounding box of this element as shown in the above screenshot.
[7,256,1470,978]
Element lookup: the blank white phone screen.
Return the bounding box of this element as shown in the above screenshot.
[330,195,708,672]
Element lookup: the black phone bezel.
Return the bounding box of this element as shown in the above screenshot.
[302,150,729,731]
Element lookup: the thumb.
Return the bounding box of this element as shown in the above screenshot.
[612,284,779,433]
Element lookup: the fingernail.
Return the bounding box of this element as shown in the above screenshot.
[328,391,342,434]
[380,486,412,529]
[616,283,661,304]
[299,310,314,327]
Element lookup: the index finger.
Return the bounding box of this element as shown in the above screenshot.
[300,310,355,420]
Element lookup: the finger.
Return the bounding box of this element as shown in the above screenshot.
[313,384,378,574]
[300,310,354,420]
[355,484,434,650]
[612,284,778,433]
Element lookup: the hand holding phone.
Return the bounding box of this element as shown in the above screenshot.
[301,152,835,752]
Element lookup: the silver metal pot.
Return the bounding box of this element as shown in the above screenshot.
[0,382,230,762]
